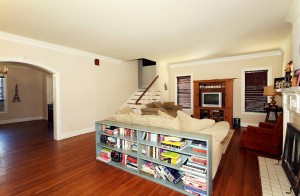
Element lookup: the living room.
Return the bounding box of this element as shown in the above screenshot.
[0,1,299,195]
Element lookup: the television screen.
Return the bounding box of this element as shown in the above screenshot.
[201,92,222,107]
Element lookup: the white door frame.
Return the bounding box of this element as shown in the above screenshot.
[0,57,61,140]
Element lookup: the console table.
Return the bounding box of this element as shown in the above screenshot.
[264,104,283,123]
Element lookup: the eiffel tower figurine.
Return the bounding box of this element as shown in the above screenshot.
[12,84,21,102]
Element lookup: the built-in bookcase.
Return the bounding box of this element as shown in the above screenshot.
[96,120,212,196]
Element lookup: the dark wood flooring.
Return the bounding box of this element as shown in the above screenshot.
[0,120,270,195]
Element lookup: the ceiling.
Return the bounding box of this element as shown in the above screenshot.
[0,0,294,64]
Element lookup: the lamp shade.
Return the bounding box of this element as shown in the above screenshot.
[263,86,276,96]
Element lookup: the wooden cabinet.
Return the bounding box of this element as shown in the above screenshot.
[193,79,234,127]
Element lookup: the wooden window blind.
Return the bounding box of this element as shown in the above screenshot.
[245,70,268,112]
[177,75,191,109]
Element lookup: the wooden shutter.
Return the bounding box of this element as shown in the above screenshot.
[177,76,191,109]
[245,70,267,112]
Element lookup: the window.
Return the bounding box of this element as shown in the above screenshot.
[244,70,268,112]
[176,75,191,109]
[0,76,6,112]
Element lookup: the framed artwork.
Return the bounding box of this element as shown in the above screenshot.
[274,77,285,89]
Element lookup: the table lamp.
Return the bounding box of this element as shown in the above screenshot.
[263,85,277,105]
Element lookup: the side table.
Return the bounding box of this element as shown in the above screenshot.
[264,104,283,123]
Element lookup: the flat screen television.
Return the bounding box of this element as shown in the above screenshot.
[201,92,222,108]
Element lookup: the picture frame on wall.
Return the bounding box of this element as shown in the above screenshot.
[274,77,285,89]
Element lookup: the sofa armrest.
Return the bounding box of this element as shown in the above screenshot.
[258,122,276,129]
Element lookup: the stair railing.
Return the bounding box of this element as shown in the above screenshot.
[135,75,159,105]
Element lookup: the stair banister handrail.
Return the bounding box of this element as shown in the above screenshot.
[135,75,159,105]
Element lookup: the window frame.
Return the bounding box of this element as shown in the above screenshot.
[0,75,8,113]
[175,74,193,110]
[241,67,272,115]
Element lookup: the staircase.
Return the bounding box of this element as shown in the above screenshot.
[123,88,160,114]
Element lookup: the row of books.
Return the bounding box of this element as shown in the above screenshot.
[191,140,207,154]
[101,125,137,138]
[181,158,208,195]
[140,162,182,184]
[96,147,137,170]
[100,135,137,152]
[96,147,112,162]
[141,145,182,165]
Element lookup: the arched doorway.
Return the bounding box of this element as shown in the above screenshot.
[0,57,61,140]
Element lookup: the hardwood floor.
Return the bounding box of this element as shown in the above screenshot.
[0,120,266,195]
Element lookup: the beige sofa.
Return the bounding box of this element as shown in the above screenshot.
[108,109,231,178]
[141,101,183,117]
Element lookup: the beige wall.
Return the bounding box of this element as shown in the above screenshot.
[0,38,138,139]
[156,62,170,102]
[0,65,45,122]
[169,52,283,126]
[281,31,293,74]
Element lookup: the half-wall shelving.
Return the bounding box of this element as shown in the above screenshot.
[95,120,212,196]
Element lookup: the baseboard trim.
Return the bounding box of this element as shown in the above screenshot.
[0,116,44,124]
[59,127,94,140]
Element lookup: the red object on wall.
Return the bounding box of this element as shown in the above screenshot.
[95,59,100,66]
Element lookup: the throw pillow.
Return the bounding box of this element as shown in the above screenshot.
[161,117,181,130]
[146,102,154,108]
[163,102,175,109]
[177,110,215,132]
[153,101,163,108]
[131,113,148,126]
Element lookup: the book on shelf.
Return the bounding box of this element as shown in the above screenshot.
[190,156,207,166]
[97,147,112,162]
[183,185,207,196]
[160,156,182,165]
[161,151,180,159]
[191,148,207,154]
[141,132,165,143]
[191,140,207,148]
[119,128,137,138]
[180,164,206,174]
[163,167,182,184]
[161,138,187,151]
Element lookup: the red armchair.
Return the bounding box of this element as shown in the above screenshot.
[240,113,283,156]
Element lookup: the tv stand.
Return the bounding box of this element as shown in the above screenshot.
[193,79,234,127]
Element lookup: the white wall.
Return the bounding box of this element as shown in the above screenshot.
[169,52,283,126]
[0,36,138,139]
[0,65,45,123]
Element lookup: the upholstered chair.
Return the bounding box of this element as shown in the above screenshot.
[240,113,283,156]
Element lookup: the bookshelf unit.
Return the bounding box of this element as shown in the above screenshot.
[193,78,234,127]
[96,120,212,196]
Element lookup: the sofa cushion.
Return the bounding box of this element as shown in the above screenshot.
[158,110,174,119]
[199,121,230,142]
[147,115,165,128]
[114,114,132,124]
[161,116,181,130]
[163,102,175,109]
[177,110,215,132]
[115,106,134,114]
